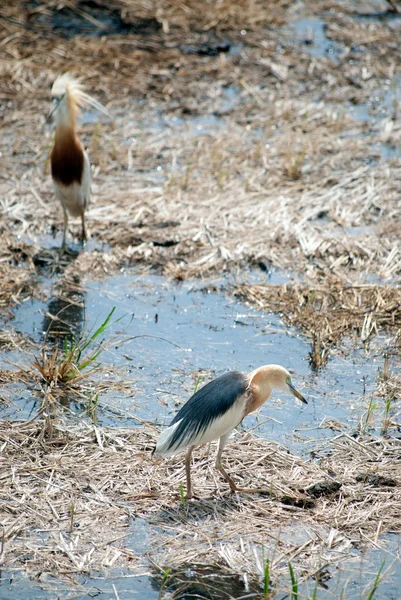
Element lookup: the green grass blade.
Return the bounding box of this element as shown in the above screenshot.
[264,558,270,598]
[193,375,201,394]
[80,307,117,352]
[90,306,117,341]
[75,345,82,363]
[311,579,318,600]
[179,484,186,508]
[76,363,101,377]
[288,563,298,600]
[366,560,385,600]
[162,568,171,583]
[78,350,103,371]
[157,568,171,600]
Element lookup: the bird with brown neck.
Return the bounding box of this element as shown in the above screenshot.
[47,73,109,251]
[153,364,307,499]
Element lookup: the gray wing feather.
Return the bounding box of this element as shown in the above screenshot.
[166,371,247,452]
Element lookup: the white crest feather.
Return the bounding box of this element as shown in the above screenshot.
[51,73,110,118]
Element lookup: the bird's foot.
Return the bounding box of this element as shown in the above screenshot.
[184,490,201,501]
[60,245,75,256]
[184,492,198,501]
[81,218,88,245]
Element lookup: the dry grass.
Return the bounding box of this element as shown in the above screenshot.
[0,0,401,294]
[0,416,400,589]
[0,260,35,313]
[234,282,401,365]
[1,0,401,594]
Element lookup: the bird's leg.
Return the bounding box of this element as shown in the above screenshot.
[215,434,239,492]
[61,206,68,252]
[81,210,88,245]
[216,434,268,495]
[215,457,239,492]
[185,446,194,499]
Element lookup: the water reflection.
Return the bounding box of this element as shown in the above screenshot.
[42,276,86,346]
[150,565,254,600]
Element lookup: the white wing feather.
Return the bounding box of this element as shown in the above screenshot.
[154,396,246,457]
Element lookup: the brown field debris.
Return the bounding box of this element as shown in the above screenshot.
[235,282,401,364]
[1,0,401,593]
[0,418,400,585]
[0,0,401,297]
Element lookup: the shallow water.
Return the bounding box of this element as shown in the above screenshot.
[294,17,345,64]
[292,16,401,163]
[1,268,399,598]
[0,526,400,599]
[3,6,401,598]
[27,0,161,38]
[79,14,400,171]
[1,270,380,452]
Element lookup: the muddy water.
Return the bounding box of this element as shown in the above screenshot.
[1,269,399,598]
[293,16,401,164]
[2,271,378,450]
[2,6,401,598]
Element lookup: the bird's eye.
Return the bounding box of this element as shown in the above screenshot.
[286,376,291,384]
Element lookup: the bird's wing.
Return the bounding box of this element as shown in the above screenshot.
[80,150,91,209]
[53,181,84,216]
[154,371,248,457]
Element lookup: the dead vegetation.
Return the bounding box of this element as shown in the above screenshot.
[1,0,401,297]
[0,417,400,591]
[0,261,35,313]
[234,281,401,365]
[1,0,401,595]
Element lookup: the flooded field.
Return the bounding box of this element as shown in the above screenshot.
[1,269,375,437]
[1,268,400,599]
[1,0,401,598]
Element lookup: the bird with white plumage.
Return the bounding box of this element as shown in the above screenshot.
[153,364,307,499]
[47,73,109,251]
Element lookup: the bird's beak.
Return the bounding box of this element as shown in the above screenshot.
[46,97,61,123]
[288,381,308,404]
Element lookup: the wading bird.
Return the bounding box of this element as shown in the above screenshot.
[153,364,307,498]
[47,73,108,251]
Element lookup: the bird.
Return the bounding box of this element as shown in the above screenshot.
[153,364,307,499]
[47,73,109,251]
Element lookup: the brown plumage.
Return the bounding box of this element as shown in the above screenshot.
[51,126,84,188]
[154,364,307,498]
[47,73,109,250]
[244,364,292,415]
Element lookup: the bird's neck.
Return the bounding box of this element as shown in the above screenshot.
[244,382,272,415]
[54,124,78,146]
[55,95,76,131]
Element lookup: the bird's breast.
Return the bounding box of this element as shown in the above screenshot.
[51,128,84,187]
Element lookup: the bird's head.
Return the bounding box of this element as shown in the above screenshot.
[47,73,110,125]
[248,364,307,405]
[47,73,77,124]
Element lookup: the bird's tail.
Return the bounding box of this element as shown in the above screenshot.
[153,420,181,457]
